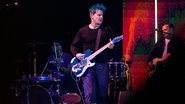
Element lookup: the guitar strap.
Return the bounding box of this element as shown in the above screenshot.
[95,28,102,51]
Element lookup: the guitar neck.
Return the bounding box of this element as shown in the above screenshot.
[86,42,111,61]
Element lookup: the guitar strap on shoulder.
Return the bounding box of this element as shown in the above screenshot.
[95,28,102,51]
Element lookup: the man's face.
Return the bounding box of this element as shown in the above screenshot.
[91,9,104,25]
[162,24,173,39]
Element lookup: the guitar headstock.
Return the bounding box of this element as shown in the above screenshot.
[112,35,123,44]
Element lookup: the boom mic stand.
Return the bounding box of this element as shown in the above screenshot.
[54,42,62,104]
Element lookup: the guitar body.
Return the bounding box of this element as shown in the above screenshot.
[71,49,95,77]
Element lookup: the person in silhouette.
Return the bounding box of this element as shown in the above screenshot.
[46,42,79,103]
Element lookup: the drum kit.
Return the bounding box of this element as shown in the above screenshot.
[12,42,81,104]
[108,61,130,104]
[12,42,131,104]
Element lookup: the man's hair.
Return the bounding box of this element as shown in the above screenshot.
[89,3,106,14]
[162,22,174,29]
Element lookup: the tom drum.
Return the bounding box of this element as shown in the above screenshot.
[108,62,126,78]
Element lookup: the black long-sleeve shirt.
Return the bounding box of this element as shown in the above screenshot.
[70,24,114,63]
[148,36,185,63]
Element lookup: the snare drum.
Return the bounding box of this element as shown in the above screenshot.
[29,76,54,90]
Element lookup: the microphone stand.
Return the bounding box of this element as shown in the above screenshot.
[53,42,62,104]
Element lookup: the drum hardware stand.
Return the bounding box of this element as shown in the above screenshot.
[11,79,19,97]
[40,59,56,97]
[33,44,37,77]
[27,42,46,77]
[54,42,62,104]
[26,87,30,104]
[108,61,129,104]
[108,61,118,104]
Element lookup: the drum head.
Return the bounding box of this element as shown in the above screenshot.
[19,85,53,104]
[61,93,81,104]
[31,76,53,82]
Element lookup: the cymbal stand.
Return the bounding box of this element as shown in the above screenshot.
[33,44,37,77]
[54,42,62,104]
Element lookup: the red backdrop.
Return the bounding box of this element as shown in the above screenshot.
[122,1,185,91]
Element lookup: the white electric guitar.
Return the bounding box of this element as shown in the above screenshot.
[71,35,123,77]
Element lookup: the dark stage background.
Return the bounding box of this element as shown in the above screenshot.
[0,0,122,103]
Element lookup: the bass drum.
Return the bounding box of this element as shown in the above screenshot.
[18,85,53,104]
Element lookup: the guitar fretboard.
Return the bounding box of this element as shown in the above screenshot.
[86,42,111,61]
